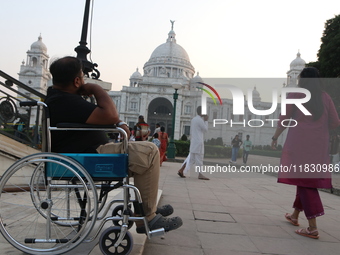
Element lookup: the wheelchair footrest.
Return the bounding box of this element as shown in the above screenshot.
[149,228,165,238]
[25,238,70,243]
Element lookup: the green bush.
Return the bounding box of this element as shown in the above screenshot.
[180,134,188,141]
[174,140,243,158]
[250,149,282,158]
[174,140,190,157]
[205,137,224,146]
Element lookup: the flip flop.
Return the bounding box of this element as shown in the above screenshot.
[136,214,183,234]
[285,213,299,226]
[177,171,186,178]
[156,204,174,217]
[295,227,319,239]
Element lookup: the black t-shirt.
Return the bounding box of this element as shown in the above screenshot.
[45,87,109,153]
[231,138,242,148]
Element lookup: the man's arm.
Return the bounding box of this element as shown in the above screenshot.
[200,115,208,133]
[79,83,130,137]
[79,83,120,125]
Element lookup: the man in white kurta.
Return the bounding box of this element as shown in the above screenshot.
[189,106,210,180]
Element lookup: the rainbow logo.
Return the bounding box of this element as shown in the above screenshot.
[196,82,223,106]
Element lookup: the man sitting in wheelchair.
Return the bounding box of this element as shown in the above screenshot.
[45,56,183,234]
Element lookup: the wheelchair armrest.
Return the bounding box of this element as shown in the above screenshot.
[56,123,117,129]
[20,101,38,107]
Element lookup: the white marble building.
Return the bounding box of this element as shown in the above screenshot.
[18,25,306,146]
[108,24,305,146]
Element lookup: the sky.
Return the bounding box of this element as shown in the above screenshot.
[1,0,340,102]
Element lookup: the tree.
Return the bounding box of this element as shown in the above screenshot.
[317,15,340,77]
[306,14,340,115]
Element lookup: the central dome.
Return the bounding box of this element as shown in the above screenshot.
[143,26,195,80]
[150,38,190,63]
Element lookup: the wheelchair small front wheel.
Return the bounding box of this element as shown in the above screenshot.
[99,226,133,255]
[112,205,134,229]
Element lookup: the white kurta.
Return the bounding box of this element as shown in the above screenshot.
[189,115,208,154]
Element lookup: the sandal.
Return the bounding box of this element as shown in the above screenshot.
[177,171,186,178]
[156,204,174,217]
[295,227,319,239]
[198,176,210,180]
[136,214,183,234]
[285,213,299,226]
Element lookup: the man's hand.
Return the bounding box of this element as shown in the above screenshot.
[119,124,130,140]
[77,83,99,96]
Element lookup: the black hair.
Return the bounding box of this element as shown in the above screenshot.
[298,67,324,120]
[197,106,202,115]
[160,126,165,132]
[50,56,82,87]
[153,133,159,138]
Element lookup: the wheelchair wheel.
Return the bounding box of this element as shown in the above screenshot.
[0,153,98,255]
[30,164,107,226]
[112,205,134,229]
[99,226,133,255]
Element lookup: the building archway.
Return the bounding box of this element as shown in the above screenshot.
[147,97,173,135]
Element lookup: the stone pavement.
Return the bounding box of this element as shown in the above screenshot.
[1,155,340,255]
[143,155,340,255]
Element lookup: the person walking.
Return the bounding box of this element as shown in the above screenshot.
[154,123,161,135]
[134,115,150,141]
[230,135,242,164]
[271,67,340,239]
[151,133,161,148]
[187,106,210,180]
[242,135,252,164]
[158,126,168,166]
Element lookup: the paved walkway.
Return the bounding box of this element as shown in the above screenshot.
[1,155,340,255]
[143,155,340,255]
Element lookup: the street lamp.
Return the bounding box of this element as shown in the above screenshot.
[167,82,182,159]
[74,0,100,79]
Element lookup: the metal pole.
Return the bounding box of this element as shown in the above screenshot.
[167,89,178,159]
[74,0,100,79]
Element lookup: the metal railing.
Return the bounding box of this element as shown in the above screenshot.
[0,70,45,149]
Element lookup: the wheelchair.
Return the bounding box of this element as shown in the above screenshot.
[0,101,165,255]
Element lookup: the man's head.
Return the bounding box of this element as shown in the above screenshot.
[50,56,83,89]
[156,123,160,128]
[138,115,144,122]
[246,135,250,140]
[196,106,202,115]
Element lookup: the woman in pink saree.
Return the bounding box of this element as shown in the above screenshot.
[158,126,168,166]
[271,67,340,239]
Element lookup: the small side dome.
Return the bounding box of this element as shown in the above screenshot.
[252,86,261,102]
[191,72,203,84]
[290,52,305,70]
[30,35,47,53]
[130,68,142,79]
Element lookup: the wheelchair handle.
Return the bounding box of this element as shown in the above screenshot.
[20,101,47,107]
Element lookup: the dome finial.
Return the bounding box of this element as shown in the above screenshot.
[167,21,177,43]
[297,50,301,58]
[170,20,175,31]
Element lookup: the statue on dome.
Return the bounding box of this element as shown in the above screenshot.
[170,20,175,30]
